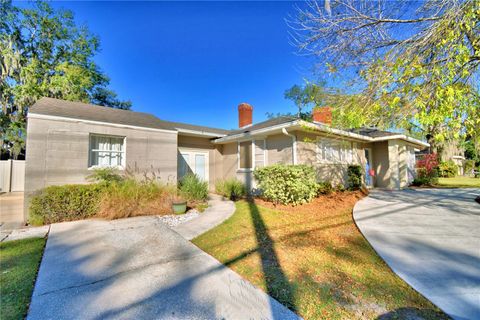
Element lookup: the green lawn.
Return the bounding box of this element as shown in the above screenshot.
[437,176,480,188]
[0,237,46,320]
[193,194,448,320]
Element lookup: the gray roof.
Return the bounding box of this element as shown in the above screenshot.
[29,97,229,135]
[229,116,298,135]
[349,127,399,138]
[30,98,407,141]
[164,120,231,135]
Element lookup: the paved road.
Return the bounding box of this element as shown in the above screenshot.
[354,188,480,320]
[28,216,299,320]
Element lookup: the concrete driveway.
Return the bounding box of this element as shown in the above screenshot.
[354,188,480,320]
[28,216,299,320]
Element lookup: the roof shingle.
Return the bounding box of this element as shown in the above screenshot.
[29,97,229,135]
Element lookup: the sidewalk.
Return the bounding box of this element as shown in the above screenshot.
[173,194,235,240]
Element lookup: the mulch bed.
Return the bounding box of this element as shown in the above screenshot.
[253,191,365,215]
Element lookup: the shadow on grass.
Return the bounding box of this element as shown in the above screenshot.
[225,201,298,312]
[376,307,451,320]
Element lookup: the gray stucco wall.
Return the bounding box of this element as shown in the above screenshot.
[371,141,390,188]
[266,133,293,165]
[24,116,178,219]
[296,131,364,186]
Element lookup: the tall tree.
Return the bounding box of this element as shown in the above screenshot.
[0,0,131,159]
[284,82,327,119]
[290,0,480,154]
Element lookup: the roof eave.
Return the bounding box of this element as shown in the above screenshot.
[177,128,227,138]
[371,135,430,148]
[27,112,178,134]
[212,120,373,144]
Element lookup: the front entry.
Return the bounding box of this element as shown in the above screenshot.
[364,148,373,187]
[178,149,209,182]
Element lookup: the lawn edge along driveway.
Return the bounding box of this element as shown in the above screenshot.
[0,237,46,320]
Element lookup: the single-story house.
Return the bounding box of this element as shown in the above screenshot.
[24,97,428,216]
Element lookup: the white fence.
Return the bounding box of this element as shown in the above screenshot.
[0,160,25,192]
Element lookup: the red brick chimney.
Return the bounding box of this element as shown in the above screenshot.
[238,103,253,128]
[313,106,332,125]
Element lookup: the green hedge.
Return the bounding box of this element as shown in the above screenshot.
[347,165,363,190]
[29,184,103,225]
[254,164,318,205]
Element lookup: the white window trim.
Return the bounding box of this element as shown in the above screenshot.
[253,139,266,170]
[316,137,354,164]
[178,148,210,183]
[237,139,266,171]
[88,134,126,170]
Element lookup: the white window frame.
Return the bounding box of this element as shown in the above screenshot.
[316,137,354,164]
[88,134,126,169]
[178,148,210,183]
[237,139,266,171]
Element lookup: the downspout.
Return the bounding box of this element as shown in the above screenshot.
[282,128,297,165]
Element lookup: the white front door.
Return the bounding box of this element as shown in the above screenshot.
[178,150,209,182]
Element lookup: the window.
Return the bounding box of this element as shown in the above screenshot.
[89,134,125,168]
[238,139,266,170]
[254,140,266,168]
[239,141,252,169]
[317,138,353,163]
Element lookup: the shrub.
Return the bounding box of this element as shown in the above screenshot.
[215,179,246,200]
[412,167,438,186]
[98,179,175,219]
[254,164,318,205]
[335,183,346,192]
[86,167,123,184]
[29,184,103,225]
[413,153,439,186]
[317,181,333,195]
[347,165,363,190]
[178,174,208,201]
[464,159,476,175]
[438,161,457,178]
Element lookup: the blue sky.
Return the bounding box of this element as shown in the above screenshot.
[45,1,322,130]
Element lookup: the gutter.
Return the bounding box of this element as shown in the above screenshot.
[176,128,227,138]
[371,134,430,148]
[282,128,297,165]
[212,119,430,149]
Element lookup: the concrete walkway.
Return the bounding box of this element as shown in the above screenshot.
[353,188,480,320]
[173,194,235,240]
[28,207,299,319]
